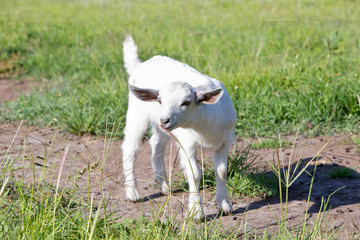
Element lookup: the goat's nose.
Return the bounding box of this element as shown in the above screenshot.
[160,117,170,124]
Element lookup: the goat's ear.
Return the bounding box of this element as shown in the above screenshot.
[129,85,159,102]
[196,87,223,104]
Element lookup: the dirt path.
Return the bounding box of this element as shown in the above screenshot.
[0,78,34,104]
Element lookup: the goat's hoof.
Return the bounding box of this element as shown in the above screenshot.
[160,182,171,194]
[128,198,141,203]
[218,201,232,216]
[125,188,141,202]
[187,205,204,220]
[218,209,232,216]
[218,207,232,216]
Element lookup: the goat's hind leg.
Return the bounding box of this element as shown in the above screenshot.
[212,141,232,215]
[149,127,171,193]
[122,109,149,202]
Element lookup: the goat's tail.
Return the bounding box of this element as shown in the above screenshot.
[123,34,140,76]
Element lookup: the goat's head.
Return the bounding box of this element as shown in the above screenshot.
[129,82,223,131]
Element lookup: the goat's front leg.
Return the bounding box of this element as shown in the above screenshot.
[212,143,232,215]
[121,110,149,202]
[149,128,170,193]
[179,146,203,219]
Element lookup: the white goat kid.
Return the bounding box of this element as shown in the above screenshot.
[122,35,236,218]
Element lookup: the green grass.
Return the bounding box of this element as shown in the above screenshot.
[1,0,360,137]
[328,166,356,179]
[0,178,236,239]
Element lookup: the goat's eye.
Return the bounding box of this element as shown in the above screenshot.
[181,101,191,106]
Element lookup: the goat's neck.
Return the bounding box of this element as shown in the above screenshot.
[184,104,220,134]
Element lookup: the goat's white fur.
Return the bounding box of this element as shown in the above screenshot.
[122,35,236,218]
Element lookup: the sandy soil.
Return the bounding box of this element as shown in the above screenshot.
[1,79,360,238]
[0,78,33,104]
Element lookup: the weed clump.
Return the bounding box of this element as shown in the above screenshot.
[328,167,356,179]
[196,146,278,198]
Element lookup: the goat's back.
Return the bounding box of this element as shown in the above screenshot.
[129,56,220,90]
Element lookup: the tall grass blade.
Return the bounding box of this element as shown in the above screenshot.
[56,145,69,193]
[88,196,102,240]
[0,176,9,197]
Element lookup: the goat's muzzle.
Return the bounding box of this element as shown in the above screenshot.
[160,117,171,124]
[160,119,177,131]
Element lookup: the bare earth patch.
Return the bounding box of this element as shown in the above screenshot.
[0,78,33,104]
[0,123,359,238]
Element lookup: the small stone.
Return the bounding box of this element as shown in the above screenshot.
[336,209,344,214]
[345,147,352,153]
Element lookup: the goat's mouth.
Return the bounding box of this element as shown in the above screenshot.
[160,122,177,131]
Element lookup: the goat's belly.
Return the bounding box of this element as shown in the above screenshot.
[173,128,227,151]
[199,140,222,151]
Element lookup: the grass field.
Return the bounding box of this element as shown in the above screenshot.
[1,0,360,238]
[1,0,360,137]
